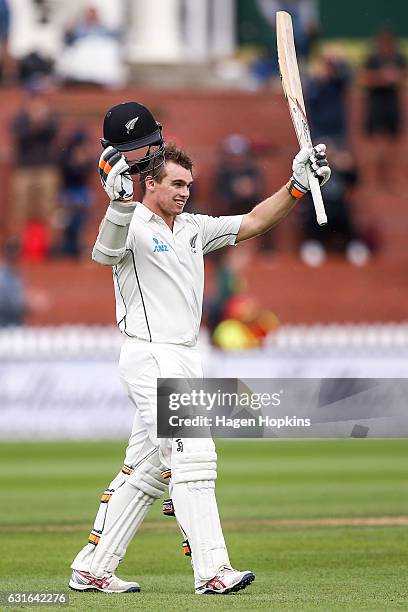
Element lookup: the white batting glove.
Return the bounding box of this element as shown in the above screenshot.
[287,144,331,199]
[98,146,134,202]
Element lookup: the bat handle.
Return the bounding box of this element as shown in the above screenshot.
[307,166,327,226]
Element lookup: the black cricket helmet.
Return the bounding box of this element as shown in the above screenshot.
[101,101,165,175]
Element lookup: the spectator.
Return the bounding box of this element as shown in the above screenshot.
[248,49,279,87]
[306,45,352,145]
[57,130,94,258]
[214,134,269,251]
[64,6,114,45]
[56,6,126,88]
[298,143,370,266]
[17,52,54,89]
[360,30,407,188]
[0,240,25,326]
[9,89,60,245]
[212,294,279,351]
[12,0,56,88]
[215,135,266,215]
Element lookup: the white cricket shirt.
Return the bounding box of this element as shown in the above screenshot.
[113,203,243,346]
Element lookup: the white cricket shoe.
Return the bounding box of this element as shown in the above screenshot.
[69,569,140,593]
[195,566,255,595]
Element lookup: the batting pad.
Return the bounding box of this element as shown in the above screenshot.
[170,438,230,586]
[171,480,230,587]
[71,449,167,577]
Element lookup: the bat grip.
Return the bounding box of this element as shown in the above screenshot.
[307,166,327,226]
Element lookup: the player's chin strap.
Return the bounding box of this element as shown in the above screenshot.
[130,143,166,177]
[169,438,231,589]
[71,449,168,578]
[136,148,166,186]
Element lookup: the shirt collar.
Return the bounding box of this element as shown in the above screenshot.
[173,213,186,234]
[134,203,186,233]
[134,203,155,222]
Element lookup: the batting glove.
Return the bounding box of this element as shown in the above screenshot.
[98,146,134,202]
[287,144,331,199]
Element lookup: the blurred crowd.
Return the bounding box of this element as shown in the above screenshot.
[0,0,407,339]
[0,1,125,89]
[7,88,95,261]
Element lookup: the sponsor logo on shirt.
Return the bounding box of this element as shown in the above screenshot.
[190,233,198,253]
[153,237,169,253]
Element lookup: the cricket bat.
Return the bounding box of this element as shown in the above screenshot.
[276,11,327,226]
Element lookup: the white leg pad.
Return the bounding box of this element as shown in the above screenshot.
[170,439,230,586]
[71,450,168,577]
[89,487,153,577]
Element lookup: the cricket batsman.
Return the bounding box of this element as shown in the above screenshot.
[69,101,330,594]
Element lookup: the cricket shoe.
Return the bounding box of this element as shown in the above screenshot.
[195,566,255,595]
[69,569,140,593]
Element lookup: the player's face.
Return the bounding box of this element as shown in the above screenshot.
[153,162,193,217]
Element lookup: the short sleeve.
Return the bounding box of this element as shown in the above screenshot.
[192,214,243,255]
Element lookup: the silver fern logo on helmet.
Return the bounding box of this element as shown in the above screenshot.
[125,117,139,134]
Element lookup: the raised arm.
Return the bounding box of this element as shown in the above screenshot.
[237,145,330,243]
[237,185,296,242]
[92,200,136,266]
[92,147,135,266]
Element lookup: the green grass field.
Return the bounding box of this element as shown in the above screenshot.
[0,440,407,610]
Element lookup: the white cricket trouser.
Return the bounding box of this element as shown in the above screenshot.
[119,338,203,467]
